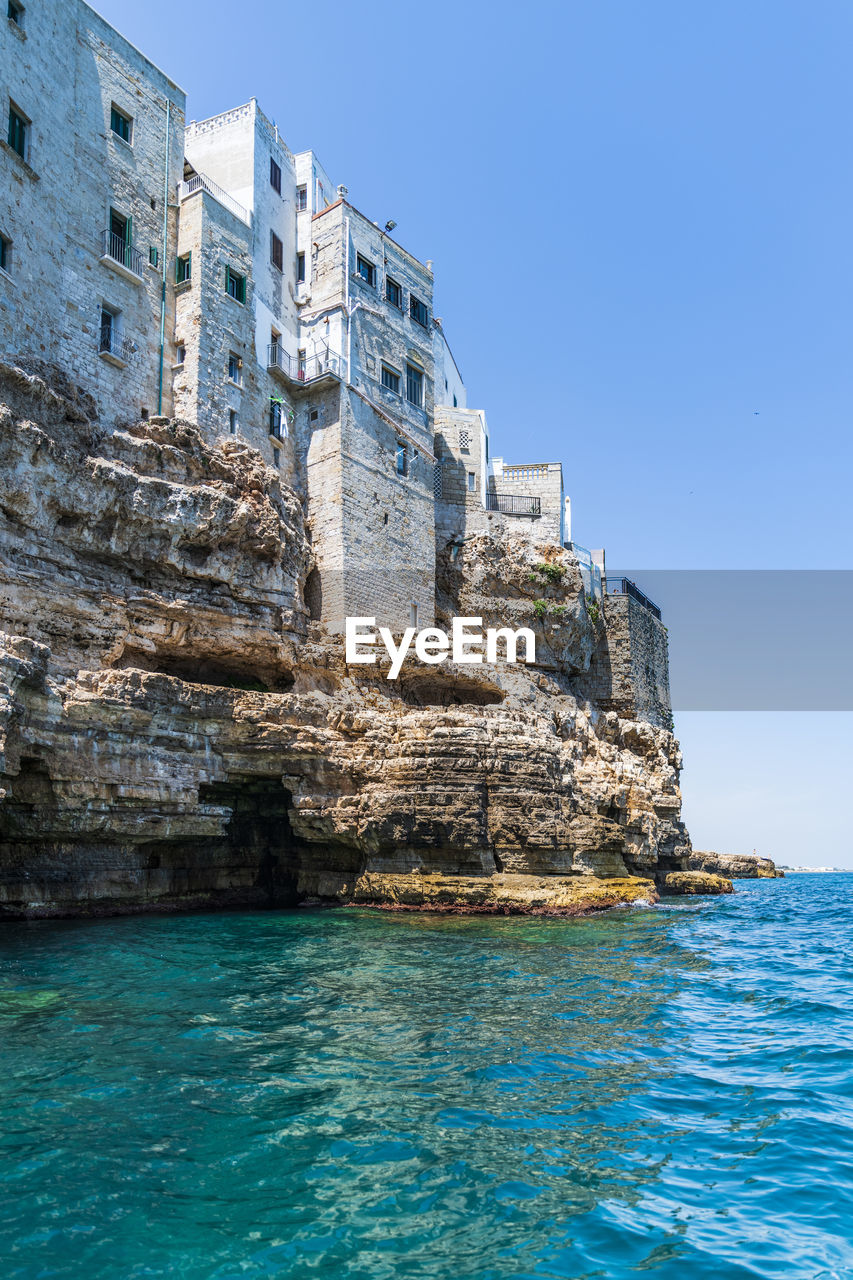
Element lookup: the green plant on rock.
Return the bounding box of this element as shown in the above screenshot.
[531,562,566,585]
[586,598,600,625]
[533,599,548,620]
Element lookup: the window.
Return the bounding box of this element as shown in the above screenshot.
[175,343,185,365]
[410,603,419,628]
[405,363,423,407]
[224,265,246,303]
[459,428,470,452]
[296,252,305,284]
[7,102,29,160]
[270,230,283,271]
[227,352,243,384]
[176,252,191,284]
[270,400,283,439]
[453,393,458,408]
[148,246,158,267]
[229,410,237,435]
[409,293,429,328]
[296,185,307,212]
[468,472,476,492]
[270,157,281,194]
[273,448,280,469]
[385,276,402,309]
[396,441,407,476]
[0,234,10,274]
[8,0,23,25]
[356,255,375,288]
[99,304,121,357]
[381,364,400,395]
[110,104,132,144]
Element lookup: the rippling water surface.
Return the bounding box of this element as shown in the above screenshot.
[2,875,853,1278]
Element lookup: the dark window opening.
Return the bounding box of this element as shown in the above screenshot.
[229,410,238,434]
[386,276,402,308]
[7,102,28,159]
[148,245,158,267]
[296,251,305,283]
[405,363,423,407]
[0,234,10,274]
[7,0,24,25]
[270,157,282,194]
[381,364,400,394]
[176,251,191,284]
[270,230,283,271]
[228,352,242,384]
[410,294,428,327]
[357,255,375,287]
[296,184,307,212]
[396,441,407,476]
[110,104,132,143]
[304,568,322,620]
[224,265,246,303]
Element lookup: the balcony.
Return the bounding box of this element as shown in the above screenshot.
[98,229,144,282]
[605,577,662,620]
[267,343,345,388]
[178,173,251,226]
[486,491,541,517]
[98,325,137,367]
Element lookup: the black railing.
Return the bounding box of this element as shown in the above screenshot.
[99,229,144,277]
[486,492,541,516]
[99,325,136,363]
[605,577,662,620]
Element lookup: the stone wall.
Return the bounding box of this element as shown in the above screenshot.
[0,0,185,424]
[574,593,673,730]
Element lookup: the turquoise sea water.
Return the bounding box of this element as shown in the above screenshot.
[1,875,852,1279]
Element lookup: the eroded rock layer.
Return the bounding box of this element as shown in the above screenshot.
[1,363,703,918]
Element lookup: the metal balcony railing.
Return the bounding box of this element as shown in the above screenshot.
[99,325,137,363]
[178,173,251,226]
[486,491,541,516]
[605,577,662,620]
[99,229,144,278]
[267,343,345,385]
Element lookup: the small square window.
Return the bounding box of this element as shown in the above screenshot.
[405,363,423,408]
[7,101,29,160]
[176,252,191,284]
[229,409,238,435]
[271,230,283,271]
[386,277,402,309]
[296,185,307,212]
[8,0,23,25]
[357,255,375,288]
[0,234,11,274]
[175,342,185,365]
[410,294,429,328]
[224,265,246,303]
[296,252,305,284]
[381,364,400,395]
[110,104,132,144]
[396,441,407,476]
[270,157,281,194]
[228,352,243,384]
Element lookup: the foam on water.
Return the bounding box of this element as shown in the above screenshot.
[1,875,852,1279]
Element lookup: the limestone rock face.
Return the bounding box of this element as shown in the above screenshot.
[661,871,734,896]
[687,851,782,878]
[0,365,702,919]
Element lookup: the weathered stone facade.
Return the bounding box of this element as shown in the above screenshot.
[574,592,673,731]
[0,0,185,423]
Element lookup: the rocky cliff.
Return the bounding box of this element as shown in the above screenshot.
[0,362,709,919]
[686,851,782,879]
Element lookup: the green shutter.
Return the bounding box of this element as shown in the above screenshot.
[239,274,246,304]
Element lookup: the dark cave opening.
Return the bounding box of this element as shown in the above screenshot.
[198,776,299,907]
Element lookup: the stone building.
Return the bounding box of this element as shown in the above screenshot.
[0,0,185,423]
[0,3,673,722]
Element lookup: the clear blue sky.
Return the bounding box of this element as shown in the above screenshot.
[95,0,853,866]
